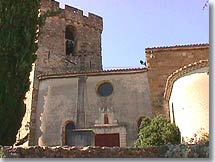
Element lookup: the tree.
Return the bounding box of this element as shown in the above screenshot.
[0,0,40,145]
[135,115,181,147]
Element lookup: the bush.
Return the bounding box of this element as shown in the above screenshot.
[135,115,181,147]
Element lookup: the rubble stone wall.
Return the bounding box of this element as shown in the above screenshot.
[3,146,168,158]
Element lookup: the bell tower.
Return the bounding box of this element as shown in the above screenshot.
[36,0,103,74]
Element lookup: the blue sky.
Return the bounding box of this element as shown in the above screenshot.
[58,0,209,69]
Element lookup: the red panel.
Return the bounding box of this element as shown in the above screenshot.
[95,133,120,147]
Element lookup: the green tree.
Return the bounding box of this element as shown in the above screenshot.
[135,115,181,147]
[0,0,40,145]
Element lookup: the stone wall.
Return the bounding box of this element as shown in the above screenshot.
[37,0,103,75]
[146,44,209,117]
[3,146,168,158]
[2,144,209,158]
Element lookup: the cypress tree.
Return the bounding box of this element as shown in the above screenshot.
[0,0,40,145]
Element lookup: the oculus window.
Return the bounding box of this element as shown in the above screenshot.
[97,82,113,97]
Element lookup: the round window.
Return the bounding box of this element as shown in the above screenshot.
[97,82,113,97]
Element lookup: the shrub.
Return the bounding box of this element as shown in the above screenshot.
[134,115,181,147]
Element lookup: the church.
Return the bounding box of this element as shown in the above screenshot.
[16,0,209,147]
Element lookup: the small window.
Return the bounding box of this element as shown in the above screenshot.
[65,26,76,55]
[97,82,113,97]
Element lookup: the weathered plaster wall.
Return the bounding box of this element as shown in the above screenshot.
[16,64,35,146]
[146,44,209,117]
[169,68,209,140]
[34,70,152,147]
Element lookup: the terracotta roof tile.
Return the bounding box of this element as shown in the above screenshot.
[145,43,209,51]
[38,67,148,80]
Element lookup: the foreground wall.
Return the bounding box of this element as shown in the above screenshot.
[2,145,209,158]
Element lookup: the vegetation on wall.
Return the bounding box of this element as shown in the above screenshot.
[182,128,209,145]
[166,129,209,158]
[135,115,181,147]
[0,0,41,145]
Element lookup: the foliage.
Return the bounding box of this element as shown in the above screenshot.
[135,115,181,147]
[0,0,40,145]
[165,144,209,158]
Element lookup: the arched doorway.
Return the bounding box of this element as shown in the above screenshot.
[65,121,75,146]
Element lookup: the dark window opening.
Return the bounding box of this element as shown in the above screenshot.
[97,82,113,97]
[104,114,109,124]
[65,26,75,55]
[65,122,75,145]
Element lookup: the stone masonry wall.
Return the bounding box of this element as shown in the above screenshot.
[2,145,209,158]
[37,0,103,75]
[146,44,209,117]
[3,146,168,158]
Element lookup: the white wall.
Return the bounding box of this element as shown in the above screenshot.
[169,67,209,142]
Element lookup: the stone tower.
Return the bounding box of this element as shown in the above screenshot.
[36,0,103,75]
[29,0,103,145]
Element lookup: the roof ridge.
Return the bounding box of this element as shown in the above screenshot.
[145,43,209,50]
[37,67,148,78]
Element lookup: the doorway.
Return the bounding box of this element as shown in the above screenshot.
[95,133,120,147]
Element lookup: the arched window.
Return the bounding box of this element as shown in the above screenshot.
[65,26,76,55]
[65,122,75,145]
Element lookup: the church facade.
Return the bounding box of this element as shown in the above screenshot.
[16,0,209,147]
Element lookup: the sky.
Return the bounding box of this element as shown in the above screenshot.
[57,0,209,69]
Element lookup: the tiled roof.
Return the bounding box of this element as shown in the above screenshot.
[145,43,209,51]
[38,67,148,80]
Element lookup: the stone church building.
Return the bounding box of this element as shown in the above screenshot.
[16,0,209,147]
